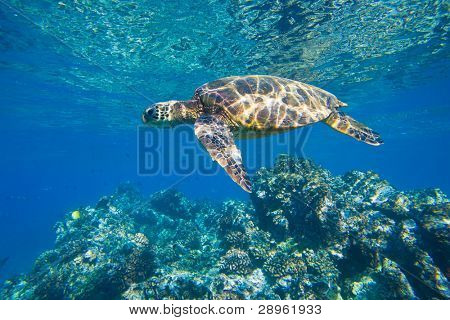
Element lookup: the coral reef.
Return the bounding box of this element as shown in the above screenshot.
[219,249,252,275]
[1,156,448,300]
[251,155,449,299]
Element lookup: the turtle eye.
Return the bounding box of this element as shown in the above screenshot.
[146,107,156,117]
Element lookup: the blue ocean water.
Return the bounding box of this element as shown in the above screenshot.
[0,0,449,287]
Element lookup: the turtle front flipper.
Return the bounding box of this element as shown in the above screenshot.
[324,111,383,146]
[194,114,252,192]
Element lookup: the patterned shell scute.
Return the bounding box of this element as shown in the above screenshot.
[195,75,341,130]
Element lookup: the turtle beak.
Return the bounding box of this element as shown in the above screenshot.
[142,107,156,123]
[142,112,149,123]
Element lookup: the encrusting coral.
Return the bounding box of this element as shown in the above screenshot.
[1,156,448,300]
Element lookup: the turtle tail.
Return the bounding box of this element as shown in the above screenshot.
[324,111,383,146]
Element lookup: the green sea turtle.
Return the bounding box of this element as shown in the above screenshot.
[142,75,382,192]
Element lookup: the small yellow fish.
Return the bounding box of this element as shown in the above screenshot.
[71,210,81,220]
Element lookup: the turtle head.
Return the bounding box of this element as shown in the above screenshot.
[142,100,199,126]
[142,100,177,124]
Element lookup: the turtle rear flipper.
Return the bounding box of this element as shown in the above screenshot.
[194,114,252,192]
[324,111,383,146]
